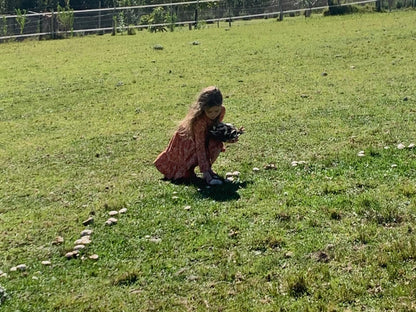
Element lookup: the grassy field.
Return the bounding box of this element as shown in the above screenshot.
[1,10,416,311]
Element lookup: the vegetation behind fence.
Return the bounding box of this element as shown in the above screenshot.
[0,0,414,41]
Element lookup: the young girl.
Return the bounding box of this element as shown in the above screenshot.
[154,86,234,185]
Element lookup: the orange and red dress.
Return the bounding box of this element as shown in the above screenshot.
[154,106,226,180]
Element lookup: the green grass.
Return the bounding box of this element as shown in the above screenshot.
[1,11,416,311]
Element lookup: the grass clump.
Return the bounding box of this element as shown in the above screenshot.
[112,271,140,286]
[287,274,309,298]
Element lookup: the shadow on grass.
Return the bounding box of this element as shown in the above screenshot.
[167,177,251,202]
[193,178,250,202]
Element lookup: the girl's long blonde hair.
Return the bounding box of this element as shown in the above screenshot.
[178,86,223,137]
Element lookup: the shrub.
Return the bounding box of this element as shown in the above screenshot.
[127,24,136,35]
[57,0,74,33]
[140,7,169,32]
[15,8,27,35]
[325,0,360,15]
[1,15,7,36]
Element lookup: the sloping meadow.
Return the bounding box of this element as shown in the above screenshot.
[1,10,416,311]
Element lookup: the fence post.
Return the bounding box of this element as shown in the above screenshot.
[227,0,232,27]
[194,0,199,29]
[112,7,116,35]
[51,9,55,39]
[279,0,283,21]
[216,6,219,28]
[98,1,101,30]
[376,0,381,11]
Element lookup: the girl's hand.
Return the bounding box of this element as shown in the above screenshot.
[227,126,244,143]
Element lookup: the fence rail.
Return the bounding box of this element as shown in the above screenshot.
[0,0,389,42]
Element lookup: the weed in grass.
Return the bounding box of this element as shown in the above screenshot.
[399,181,416,197]
[251,235,286,252]
[275,211,291,222]
[355,224,377,245]
[112,271,140,287]
[0,286,7,306]
[389,238,416,262]
[329,208,342,220]
[287,274,309,298]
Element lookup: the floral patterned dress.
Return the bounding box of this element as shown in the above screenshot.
[154,106,226,180]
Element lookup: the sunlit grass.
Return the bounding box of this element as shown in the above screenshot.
[1,11,416,311]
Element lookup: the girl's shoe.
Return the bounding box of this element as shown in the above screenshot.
[203,171,223,186]
[208,169,222,179]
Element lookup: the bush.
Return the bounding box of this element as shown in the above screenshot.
[325,0,360,15]
[127,25,136,35]
[1,15,7,36]
[139,7,170,32]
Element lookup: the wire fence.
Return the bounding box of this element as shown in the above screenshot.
[0,0,399,42]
